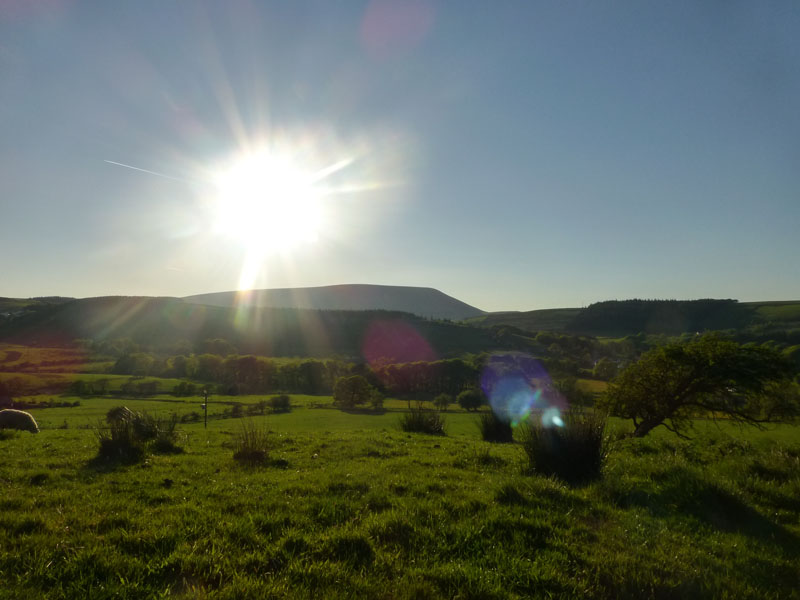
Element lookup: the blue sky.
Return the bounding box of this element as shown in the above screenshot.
[1,1,799,311]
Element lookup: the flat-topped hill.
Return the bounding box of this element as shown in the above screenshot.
[184,284,485,322]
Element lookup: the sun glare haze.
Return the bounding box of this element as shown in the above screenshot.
[2,4,800,598]
[1,1,799,307]
[213,150,324,251]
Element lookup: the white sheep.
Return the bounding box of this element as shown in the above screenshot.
[0,409,40,433]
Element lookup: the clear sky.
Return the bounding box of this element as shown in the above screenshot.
[2,1,799,312]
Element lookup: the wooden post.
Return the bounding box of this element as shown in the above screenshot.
[203,388,208,429]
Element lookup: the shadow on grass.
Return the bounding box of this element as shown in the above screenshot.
[83,452,144,473]
[234,456,290,469]
[337,407,388,415]
[620,466,799,550]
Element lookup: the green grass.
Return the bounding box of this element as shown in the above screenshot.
[577,378,608,394]
[0,371,188,396]
[0,399,798,598]
[24,394,493,437]
[752,302,800,323]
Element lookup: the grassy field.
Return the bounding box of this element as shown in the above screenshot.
[576,379,608,395]
[0,343,96,371]
[0,373,189,397]
[26,394,489,438]
[750,301,800,324]
[1,396,799,599]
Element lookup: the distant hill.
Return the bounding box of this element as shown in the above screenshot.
[184,284,485,321]
[3,294,798,359]
[0,296,510,359]
[469,299,800,337]
[465,308,582,332]
[564,299,752,336]
[0,296,73,314]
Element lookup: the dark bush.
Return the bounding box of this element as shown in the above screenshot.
[96,408,181,462]
[172,381,197,397]
[180,411,201,423]
[269,395,291,412]
[478,410,514,443]
[399,402,446,435]
[96,418,146,463]
[519,410,608,484]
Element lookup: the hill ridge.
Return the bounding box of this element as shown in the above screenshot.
[183,283,485,321]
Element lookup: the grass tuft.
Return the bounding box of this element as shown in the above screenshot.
[96,408,182,463]
[399,402,446,435]
[478,410,514,443]
[96,418,146,463]
[519,410,608,484]
[233,420,271,465]
[152,413,182,454]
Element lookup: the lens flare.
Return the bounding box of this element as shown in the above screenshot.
[480,353,567,428]
[363,319,436,366]
[541,407,564,428]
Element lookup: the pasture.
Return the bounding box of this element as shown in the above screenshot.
[0,396,798,599]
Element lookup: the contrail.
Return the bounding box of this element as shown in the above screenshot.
[310,158,354,184]
[104,160,193,183]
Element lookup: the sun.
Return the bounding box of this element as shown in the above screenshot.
[212,150,323,255]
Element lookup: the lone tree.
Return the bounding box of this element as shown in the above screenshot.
[333,375,375,409]
[457,388,484,412]
[599,334,798,438]
[434,393,452,411]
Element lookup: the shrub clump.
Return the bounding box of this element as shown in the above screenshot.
[151,413,181,453]
[96,419,146,463]
[519,410,608,484]
[269,395,291,412]
[233,420,271,465]
[478,410,514,443]
[96,407,181,462]
[399,402,446,435]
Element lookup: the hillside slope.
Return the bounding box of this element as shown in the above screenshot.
[470,299,800,337]
[0,296,510,359]
[466,308,582,332]
[184,284,485,321]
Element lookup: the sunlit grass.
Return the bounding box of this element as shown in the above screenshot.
[0,415,798,599]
